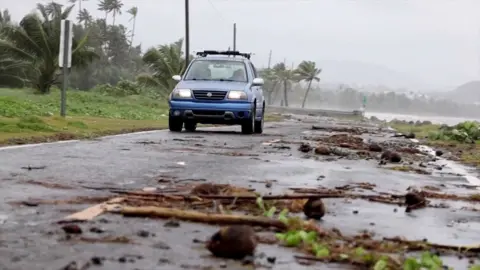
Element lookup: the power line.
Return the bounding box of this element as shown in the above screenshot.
[206,0,232,24]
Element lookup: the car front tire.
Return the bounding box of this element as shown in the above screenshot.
[241,107,255,134]
[254,107,264,134]
[184,121,197,132]
[169,115,183,132]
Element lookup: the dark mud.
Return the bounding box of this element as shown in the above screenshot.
[1,115,480,269]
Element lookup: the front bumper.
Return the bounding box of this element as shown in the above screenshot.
[168,100,252,124]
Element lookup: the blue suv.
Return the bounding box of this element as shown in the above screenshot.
[168,50,265,134]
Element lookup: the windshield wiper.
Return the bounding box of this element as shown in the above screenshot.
[218,79,236,82]
[190,78,213,81]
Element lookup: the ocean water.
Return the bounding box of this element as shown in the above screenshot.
[365,112,480,126]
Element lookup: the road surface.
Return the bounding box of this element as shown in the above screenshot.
[0,115,479,269]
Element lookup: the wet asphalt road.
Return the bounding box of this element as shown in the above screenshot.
[1,116,480,269]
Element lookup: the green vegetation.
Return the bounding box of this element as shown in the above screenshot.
[256,198,480,270]
[390,120,480,167]
[0,87,169,145]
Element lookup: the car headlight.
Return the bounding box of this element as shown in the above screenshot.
[227,90,247,100]
[172,88,192,98]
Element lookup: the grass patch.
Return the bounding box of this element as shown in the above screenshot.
[390,123,441,138]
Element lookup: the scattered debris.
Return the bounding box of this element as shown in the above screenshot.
[298,143,312,153]
[23,180,74,190]
[303,198,325,219]
[380,150,402,163]
[62,224,82,234]
[405,192,427,212]
[314,145,331,155]
[21,165,47,170]
[206,225,257,259]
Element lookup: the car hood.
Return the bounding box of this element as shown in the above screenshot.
[175,80,248,91]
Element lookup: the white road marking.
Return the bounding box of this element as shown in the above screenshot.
[0,130,163,151]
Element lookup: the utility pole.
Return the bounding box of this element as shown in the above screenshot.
[267,50,272,69]
[233,23,237,51]
[185,0,190,69]
[59,19,72,117]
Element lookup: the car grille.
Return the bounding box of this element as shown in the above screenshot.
[192,90,227,100]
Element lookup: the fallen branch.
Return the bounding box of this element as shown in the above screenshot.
[107,205,288,230]
[383,237,480,253]
[196,194,345,200]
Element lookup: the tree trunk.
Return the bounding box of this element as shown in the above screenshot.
[129,17,136,50]
[283,80,289,107]
[301,80,313,108]
[112,12,116,26]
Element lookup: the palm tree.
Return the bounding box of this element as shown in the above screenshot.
[110,0,123,26]
[68,0,88,15]
[76,8,92,27]
[127,6,138,50]
[296,60,321,108]
[0,3,98,93]
[97,0,110,25]
[259,68,278,105]
[137,38,187,97]
[272,63,298,107]
[0,9,11,25]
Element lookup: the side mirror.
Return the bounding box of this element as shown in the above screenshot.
[252,78,264,86]
[172,75,181,81]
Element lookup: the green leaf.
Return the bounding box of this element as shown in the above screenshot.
[403,258,420,270]
[265,206,276,217]
[285,233,302,247]
[373,259,388,270]
[275,233,286,241]
[256,197,265,211]
[315,246,330,258]
[339,254,349,260]
[354,247,366,257]
[469,265,480,270]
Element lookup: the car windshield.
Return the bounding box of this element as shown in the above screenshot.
[184,60,248,82]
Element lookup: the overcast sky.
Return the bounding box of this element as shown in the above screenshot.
[3,0,480,90]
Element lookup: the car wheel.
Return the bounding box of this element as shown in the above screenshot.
[254,107,264,134]
[169,115,183,132]
[241,107,255,134]
[184,121,197,132]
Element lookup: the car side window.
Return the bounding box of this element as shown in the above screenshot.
[249,62,258,78]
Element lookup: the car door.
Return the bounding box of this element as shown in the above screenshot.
[249,62,264,115]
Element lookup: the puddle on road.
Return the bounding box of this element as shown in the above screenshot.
[416,143,480,188]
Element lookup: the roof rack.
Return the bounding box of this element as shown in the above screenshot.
[195,50,252,60]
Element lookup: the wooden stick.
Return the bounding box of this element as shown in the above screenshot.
[58,197,125,223]
[108,205,288,229]
[383,237,480,253]
[195,194,345,200]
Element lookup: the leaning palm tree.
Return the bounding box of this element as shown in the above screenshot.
[136,38,186,97]
[126,6,138,50]
[109,0,123,26]
[296,60,321,108]
[0,3,98,93]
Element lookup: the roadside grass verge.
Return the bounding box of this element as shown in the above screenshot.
[0,88,285,146]
[390,121,480,167]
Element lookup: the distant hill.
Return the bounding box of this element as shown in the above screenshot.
[444,81,480,104]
